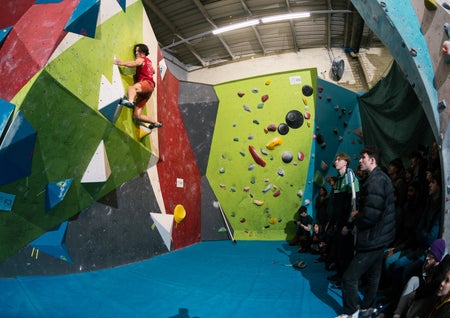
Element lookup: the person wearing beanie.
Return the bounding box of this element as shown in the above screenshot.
[391,238,447,318]
[430,238,447,263]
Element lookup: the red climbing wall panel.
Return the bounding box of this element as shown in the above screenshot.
[156,49,202,250]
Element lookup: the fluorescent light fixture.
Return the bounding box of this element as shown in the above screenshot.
[261,12,311,23]
[212,19,260,35]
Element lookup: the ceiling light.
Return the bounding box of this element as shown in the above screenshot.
[261,12,311,23]
[212,19,260,35]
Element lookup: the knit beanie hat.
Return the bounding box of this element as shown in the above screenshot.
[430,238,446,262]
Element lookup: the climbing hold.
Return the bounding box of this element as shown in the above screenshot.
[257,103,264,109]
[261,94,269,102]
[304,112,311,120]
[253,119,260,125]
[265,80,271,85]
[218,227,227,233]
[297,190,303,197]
[252,88,259,93]
[302,96,308,105]
[444,2,450,9]
[316,133,324,144]
[262,184,272,193]
[266,136,283,150]
[298,152,305,161]
[321,160,329,171]
[267,123,277,132]
[273,190,281,197]
[174,204,186,223]
[318,86,323,93]
[243,104,251,112]
[285,110,304,129]
[237,91,245,97]
[438,100,447,112]
[281,151,293,163]
[302,84,314,97]
[410,48,418,57]
[445,23,450,38]
[277,168,285,176]
[249,145,266,167]
[278,123,289,135]
[253,199,264,206]
[219,167,225,173]
[424,0,437,10]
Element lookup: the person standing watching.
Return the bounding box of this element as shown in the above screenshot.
[336,146,396,318]
[327,153,359,284]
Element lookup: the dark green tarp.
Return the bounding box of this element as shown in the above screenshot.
[358,61,434,166]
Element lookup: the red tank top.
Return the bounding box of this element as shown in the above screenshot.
[136,56,155,84]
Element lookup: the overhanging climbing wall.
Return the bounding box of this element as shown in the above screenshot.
[0,0,202,270]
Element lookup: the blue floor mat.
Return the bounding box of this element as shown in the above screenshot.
[0,241,343,317]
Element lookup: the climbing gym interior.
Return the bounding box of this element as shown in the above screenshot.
[0,0,449,317]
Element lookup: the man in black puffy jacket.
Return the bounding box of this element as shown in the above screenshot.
[336,146,396,318]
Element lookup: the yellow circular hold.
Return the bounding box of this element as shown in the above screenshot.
[174,204,186,223]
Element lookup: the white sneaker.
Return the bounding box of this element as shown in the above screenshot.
[335,309,359,318]
[360,308,373,317]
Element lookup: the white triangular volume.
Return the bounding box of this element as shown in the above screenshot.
[159,59,167,80]
[99,0,123,24]
[150,212,173,251]
[146,165,166,214]
[112,62,125,94]
[81,140,111,183]
[98,74,120,112]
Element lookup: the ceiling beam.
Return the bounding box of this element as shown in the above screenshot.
[326,0,332,48]
[192,0,236,61]
[240,0,266,55]
[285,0,299,52]
[144,0,207,67]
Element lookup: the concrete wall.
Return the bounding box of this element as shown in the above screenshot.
[168,47,393,92]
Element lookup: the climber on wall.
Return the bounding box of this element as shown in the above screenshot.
[114,43,162,130]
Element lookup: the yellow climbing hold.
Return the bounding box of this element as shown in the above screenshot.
[266,136,283,150]
[424,0,437,10]
[174,204,186,223]
[253,199,265,206]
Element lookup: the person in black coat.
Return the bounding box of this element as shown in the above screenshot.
[336,146,396,318]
